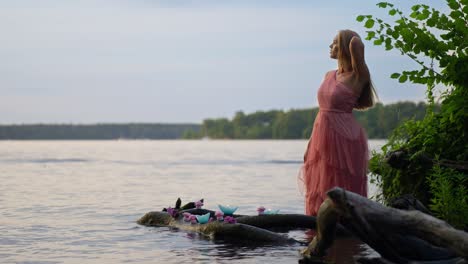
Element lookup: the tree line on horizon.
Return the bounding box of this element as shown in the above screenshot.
[184,101,433,139]
[0,123,200,140]
[0,101,431,140]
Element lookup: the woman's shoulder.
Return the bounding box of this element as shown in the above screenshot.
[324,69,337,79]
[326,69,337,75]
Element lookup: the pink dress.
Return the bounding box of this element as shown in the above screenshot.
[298,70,368,216]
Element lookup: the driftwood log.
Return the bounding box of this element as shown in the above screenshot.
[139,199,321,245]
[301,187,468,264]
[137,211,303,244]
[140,198,354,245]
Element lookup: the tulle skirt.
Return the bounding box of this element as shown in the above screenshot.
[298,111,368,216]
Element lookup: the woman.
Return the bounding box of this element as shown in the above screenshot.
[298,30,378,216]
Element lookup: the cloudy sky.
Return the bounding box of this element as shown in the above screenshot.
[0,0,446,124]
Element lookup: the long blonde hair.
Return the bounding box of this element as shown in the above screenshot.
[337,29,378,110]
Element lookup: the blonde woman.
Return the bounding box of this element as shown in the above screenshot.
[299,30,378,216]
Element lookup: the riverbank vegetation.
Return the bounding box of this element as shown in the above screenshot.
[189,101,431,140]
[360,1,467,229]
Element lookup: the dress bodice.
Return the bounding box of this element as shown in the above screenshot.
[317,70,359,113]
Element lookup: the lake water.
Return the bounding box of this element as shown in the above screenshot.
[0,139,386,264]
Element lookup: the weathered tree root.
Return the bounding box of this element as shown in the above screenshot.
[301,187,468,264]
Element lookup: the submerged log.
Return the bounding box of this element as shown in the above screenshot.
[301,187,468,263]
[145,197,327,244]
[236,214,316,229]
[137,211,311,244]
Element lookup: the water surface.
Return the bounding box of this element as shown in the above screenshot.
[0,140,386,263]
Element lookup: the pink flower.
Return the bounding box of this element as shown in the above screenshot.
[215,211,224,220]
[183,212,192,222]
[195,200,204,209]
[257,206,266,215]
[189,215,197,224]
[224,216,237,224]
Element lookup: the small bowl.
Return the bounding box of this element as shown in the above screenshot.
[195,213,211,224]
[218,204,238,215]
[264,209,280,215]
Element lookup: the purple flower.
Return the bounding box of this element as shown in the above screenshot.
[257,206,266,215]
[195,200,204,209]
[224,216,237,224]
[167,207,178,217]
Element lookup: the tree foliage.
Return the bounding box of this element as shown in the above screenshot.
[197,102,431,140]
[358,0,468,228]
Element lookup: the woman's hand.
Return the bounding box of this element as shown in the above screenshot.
[349,35,363,49]
[349,35,367,81]
[350,36,364,55]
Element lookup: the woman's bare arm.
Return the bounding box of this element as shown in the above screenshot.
[349,36,368,79]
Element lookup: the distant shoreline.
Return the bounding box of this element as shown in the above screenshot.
[0,123,201,140]
[0,101,433,140]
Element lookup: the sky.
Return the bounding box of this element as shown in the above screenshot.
[0,0,448,124]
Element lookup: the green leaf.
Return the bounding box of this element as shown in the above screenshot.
[374,39,383,45]
[390,73,401,79]
[410,11,419,19]
[417,11,430,20]
[389,9,397,16]
[400,28,413,40]
[365,19,375,28]
[447,0,460,9]
[450,10,463,20]
[427,18,436,27]
[356,15,365,22]
[377,2,388,8]
[398,75,408,83]
[366,31,376,40]
[454,19,467,32]
[440,33,450,40]
[385,38,393,50]
[411,4,421,11]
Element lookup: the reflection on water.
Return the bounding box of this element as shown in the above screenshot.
[0,140,386,264]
